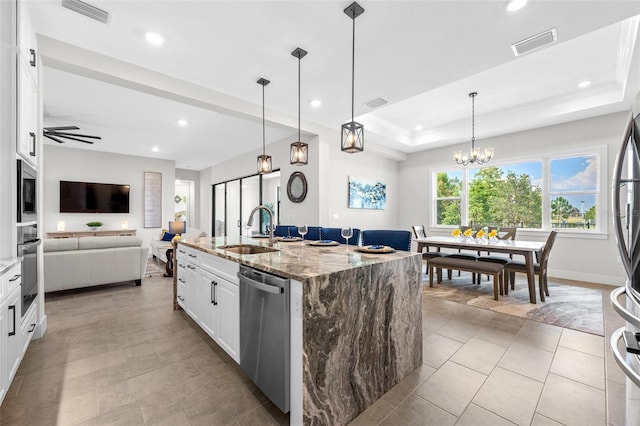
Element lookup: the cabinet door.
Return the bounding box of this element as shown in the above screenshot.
[5,287,22,386]
[17,0,38,84]
[217,278,239,362]
[17,58,37,166]
[198,269,218,340]
[0,299,7,404]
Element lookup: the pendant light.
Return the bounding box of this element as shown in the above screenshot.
[341,2,365,153]
[290,47,308,165]
[257,78,272,174]
[453,92,494,166]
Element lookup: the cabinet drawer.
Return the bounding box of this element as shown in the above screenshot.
[177,282,186,308]
[200,252,239,283]
[177,245,199,264]
[6,264,22,295]
[21,299,37,354]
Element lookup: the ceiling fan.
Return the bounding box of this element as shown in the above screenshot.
[43,126,101,144]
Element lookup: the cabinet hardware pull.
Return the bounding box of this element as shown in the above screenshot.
[8,305,16,336]
[211,281,215,304]
[177,295,184,301]
[187,265,196,270]
[179,249,186,253]
[213,281,218,305]
[29,48,36,67]
[28,324,36,333]
[178,278,185,283]
[29,132,36,157]
[188,253,196,258]
[9,274,21,282]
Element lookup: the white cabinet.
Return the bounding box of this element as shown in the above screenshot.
[4,286,22,392]
[17,0,38,86]
[216,277,239,361]
[176,245,240,363]
[0,294,7,403]
[198,268,218,340]
[17,58,37,165]
[16,0,39,167]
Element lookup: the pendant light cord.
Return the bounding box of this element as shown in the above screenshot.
[298,55,301,142]
[471,93,475,150]
[262,83,266,156]
[351,13,355,123]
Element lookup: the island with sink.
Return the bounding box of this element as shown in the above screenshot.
[174,236,422,426]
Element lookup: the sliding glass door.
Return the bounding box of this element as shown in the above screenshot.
[212,170,280,237]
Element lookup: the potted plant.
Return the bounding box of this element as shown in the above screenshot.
[86,221,103,231]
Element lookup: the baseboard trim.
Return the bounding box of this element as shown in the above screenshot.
[33,314,47,339]
[549,268,623,287]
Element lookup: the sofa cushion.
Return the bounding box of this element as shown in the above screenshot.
[44,238,79,252]
[78,236,143,250]
[161,232,176,241]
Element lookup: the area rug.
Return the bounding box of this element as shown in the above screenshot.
[423,272,604,336]
[145,258,167,278]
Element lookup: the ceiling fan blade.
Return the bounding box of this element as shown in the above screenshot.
[52,134,95,144]
[44,126,79,131]
[49,131,101,140]
[43,134,67,144]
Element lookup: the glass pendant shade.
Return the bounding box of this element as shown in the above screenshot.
[290,141,308,165]
[341,121,364,153]
[257,154,272,174]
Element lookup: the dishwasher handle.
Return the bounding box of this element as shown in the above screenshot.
[238,272,283,294]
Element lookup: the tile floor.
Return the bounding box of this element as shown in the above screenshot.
[0,273,627,425]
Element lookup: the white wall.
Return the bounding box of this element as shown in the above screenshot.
[43,145,175,247]
[398,111,630,285]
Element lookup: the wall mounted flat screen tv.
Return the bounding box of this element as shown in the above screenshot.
[60,181,130,213]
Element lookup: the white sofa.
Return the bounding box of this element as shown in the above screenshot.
[150,228,207,263]
[43,236,149,292]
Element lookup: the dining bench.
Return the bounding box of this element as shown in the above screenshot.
[428,256,505,300]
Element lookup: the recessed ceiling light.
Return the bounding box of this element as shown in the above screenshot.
[177,119,188,127]
[415,125,424,132]
[310,99,322,108]
[145,32,165,46]
[152,147,159,152]
[506,0,527,12]
[578,80,592,88]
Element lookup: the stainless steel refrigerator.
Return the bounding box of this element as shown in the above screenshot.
[611,110,640,425]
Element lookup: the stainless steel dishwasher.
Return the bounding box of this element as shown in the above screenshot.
[238,265,290,413]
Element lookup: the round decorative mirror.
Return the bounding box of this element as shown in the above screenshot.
[287,171,307,203]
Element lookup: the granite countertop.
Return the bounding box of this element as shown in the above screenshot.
[0,258,21,276]
[178,236,419,281]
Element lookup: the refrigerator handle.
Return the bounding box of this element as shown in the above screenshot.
[611,327,640,388]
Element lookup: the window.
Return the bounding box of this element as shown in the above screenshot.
[435,170,462,225]
[432,151,602,232]
[550,155,598,230]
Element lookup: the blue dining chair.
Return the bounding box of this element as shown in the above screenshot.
[304,226,322,241]
[361,230,411,251]
[274,225,296,237]
[320,227,361,245]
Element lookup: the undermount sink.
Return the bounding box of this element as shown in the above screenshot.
[220,244,279,255]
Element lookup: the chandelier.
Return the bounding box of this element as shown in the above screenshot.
[453,92,494,166]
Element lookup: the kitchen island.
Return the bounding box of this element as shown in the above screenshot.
[175,236,422,425]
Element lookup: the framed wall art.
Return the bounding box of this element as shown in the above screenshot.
[348,176,386,210]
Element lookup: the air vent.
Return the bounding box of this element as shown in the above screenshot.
[511,28,557,56]
[366,97,388,109]
[62,0,110,24]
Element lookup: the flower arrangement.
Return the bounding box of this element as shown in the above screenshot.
[476,229,486,238]
[451,229,461,237]
[463,228,473,238]
[86,221,103,228]
[488,229,498,239]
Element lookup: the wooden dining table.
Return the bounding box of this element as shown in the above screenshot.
[416,236,546,303]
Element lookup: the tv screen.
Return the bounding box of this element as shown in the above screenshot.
[60,181,130,213]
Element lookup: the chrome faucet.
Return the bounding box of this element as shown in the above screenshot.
[247,205,274,246]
